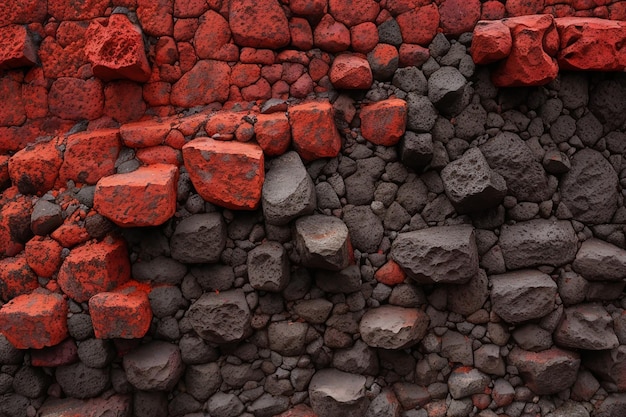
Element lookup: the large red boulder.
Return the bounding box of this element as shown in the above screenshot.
[229,0,290,48]
[289,100,342,161]
[471,20,513,64]
[0,25,37,69]
[59,128,121,185]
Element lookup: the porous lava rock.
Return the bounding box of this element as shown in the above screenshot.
[294,215,351,271]
[359,305,429,349]
[187,289,252,344]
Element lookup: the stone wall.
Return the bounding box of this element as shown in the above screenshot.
[2,1,626,417]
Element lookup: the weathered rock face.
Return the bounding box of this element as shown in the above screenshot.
[123,341,184,391]
[554,304,619,350]
[247,241,290,292]
[573,238,626,281]
[391,225,478,284]
[170,213,227,264]
[309,369,370,417]
[446,269,489,316]
[584,346,626,392]
[359,305,429,349]
[187,290,252,344]
[508,347,580,395]
[294,215,350,271]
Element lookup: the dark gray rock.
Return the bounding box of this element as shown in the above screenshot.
[428,67,467,115]
[474,344,505,376]
[396,175,429,215]
[207,392,245,417]
[187,290,252,344]
[262,151,316,225]
[447,269,489,316]
[589,79,626,131]
[365,389,401,417]
[0,335,24,364]
[454,102,487,140]
[441,147,506,213]
[170,213,226,263]
[560,149,619,224]
[594,394,626,417]
[558,72,589,110]
[573,238,626,281]
[576,112,603,147]
[294,298,333,324]
[0,394,30,417]
[543,149,571,174]
[56,361,109,398]
[344,171,375,205]
[399,131,433,170]
[512,324,553,352]
[30,199,63,236]
[333,340,379,375]
[77,338,114,368]
[508,347,580,395]
[378,19,402,47]
[316,182,341,209]
[221,363,264,388]
[406,93,438,132]
[247,241,290,292]
[149,286,186,318]
[12,366,49,398]
[584,346,626,392]
[441,330,473,366]
[309,369,369,417]
[134,391,168,417]
[343,205,383,253]
[248,393,289,417]
[185,363,221,401]
[360,305,429,349]
[499,219,577,269]
[550,115,576,143]
[132,256,187,285]
[447,367,490,399]
[268,321,308,356]
[392,67,427,94]
[391,225,478,284]
[554,304,619,350]
[294,215,350,271]
[480,132,551,202]
[191,264,235,291]
[123,341,183,391]
[557,270,588,306]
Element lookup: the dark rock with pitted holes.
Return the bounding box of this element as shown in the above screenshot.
[309,369,370,417]
[360,305,429,349]
[447,269,489,316]
[123,341,183,391]
[187,290,252,344]
[343,205,383,253]
[573,238,626,281]
[294,214,350,271]
[170,213,227,263]
[554,304,619,350]
[508,347,580,395]
[247,241,290,292]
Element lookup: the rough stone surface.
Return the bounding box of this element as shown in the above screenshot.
[123,341,184,391]
[360,305,429,349]
[573,238,626,281]
[294,215,350,271]
[508,347,580,395]
[247,241,290,292]
[554,304,619,350]
[187,290,252,344]
[170,213,226,263]
[309,369,369,417]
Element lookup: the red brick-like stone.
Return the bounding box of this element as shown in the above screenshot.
[90,290,152,339]
[120,120,171,148]
[183,138,265,210]
[255,113,291,156]
[375,259,407,286]
[506,0,545,16]
[57,236,131,303]
[49,77,104,121]
[399,43,431,67]
[50,220,90,249]
[8,137,63,196]
[194,10,234,61]
[0,76,26,127]
[0,256,38,302]
[481,0,506,19]
[25,236,63,279]
[137,0,174,37]
[59,128,121,185]
[329,0,380,26]
[471,20,513,64]
[556,17,626,71]
[351,22,379,54]
[439,0,481,36]
[0,292,68,349]
[171,60,230,107]
[31,338,78,367]
[314,14,351,53]
[230,0,290,49]
[48,0,108,21]
[136,145,182,166]
[104,81,147,123]
[0,25,37,69]
[361,98,407,146]
[290,0,327,17]
[0,191,33,257]
[94,164,178,227]
[0,0,46,27]
[85,14,151,82]
[290,17,314,50]
[396,5,440,45]
[289,100,342,161]
[329,54,373,89]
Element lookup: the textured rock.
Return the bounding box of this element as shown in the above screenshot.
[447,269,489,316]
[439,0,480,36]
[360,305,429,349]
[55,361,109,399]
[49,77,104,121]
[490,269,557,324]
[170,213,226,263]
[0,256,37,301]
[554,304,619,350]
[447,367,490,399]
[89,291,152,339]
[360,99,407,146]
[396,5,439,45]
[584,346,626,392]
[289,100,342,160]
[294,215,350,271]
[329,54,373,89]
[59,128,121,185]
[428,66,467,115]
[247,241,290,292]
[560,149,619,224]
[187,290,252,344]
[8,137,63,196]
[508,347,580,395]
[316,265,362,293]
[268,321,308,356]
[262,151,316,225]
[399,132,433,169]
[229,0,290,49]
[573,238,626,281]
[471,20,512,64]
[123,341,184,391]
[0,25,37,69]
[309,369,369,417]
[171,60,230,107]
[255,113,291,156]
[499,219,577,270]
[441,147,506,213]
[391,225,478,284]
[343,205,384,253]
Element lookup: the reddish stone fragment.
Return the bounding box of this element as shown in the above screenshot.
[399,43,431,67]
[351,22,379,54]
[0,155,8,188]
[329,0,380,26]
[49,77,104,121]
[289,100,342,161]
[59,128,121,185]
[8,137,63,195]
[0,191,33,256]
[25,236,63,279]
[183,138,265,210]
[90,290,152,339]
[290,17,314,50]
[104,81,147,123]
[194,10,234,60]
[137,0,174,36]
[439,0,481,36]
[361,98,407,146]
[0,76,26,127]
[136,146,182,166]
[171,60,230,107]
[230,0,290,48]
[396,5,440,45]
[314,14,351,53]
[471,20,513,64]
[255,113,291,156]
[556,17,626,71]
[368,43,399,80]
[375,259,407,286]
[85,14,151,82]
[0,256,38,301]
[94,164,178,227]
[506,0,545,16]
[48,0,108,20]
[143,82,171,106]
[290,0,327,17]
[0,25,37,69]
[120,120,171,148]
[0,292,68,349]
[50,221,90,249]
[57,236,131,303]
[481,0,506,19]
[31,338,78,367]
[329,54,373,89]
[492,14,559,87]
[205,112,247,138]
[0,0,46,27]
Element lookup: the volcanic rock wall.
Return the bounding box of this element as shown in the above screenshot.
[3,1,626,417]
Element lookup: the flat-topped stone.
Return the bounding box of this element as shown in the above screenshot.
[554,304,619,351]
[294,215,350,271]
[359,305,429,349]
[573,238,626,281]
[187,289,252,344]
[309,369,369,417]
[508,347,580,395]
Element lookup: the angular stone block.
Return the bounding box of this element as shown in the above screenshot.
[170,213,226,263]
[309,369,369,417]
[508,347,580,395]
[329,53,373,89]
[8,137,63,196]
[229,0,290,48]
[554,304,619,351]
[0,256,37,301]
[89,290,152,339]
[59,128,121,185]
[360,98,408,146]
[471,20,512,64]
[573,238,626,281]
[187,290,252,344]
[289,100,342,161]
[360,305,429,349]
[294,215,350,271]
[123,341,183,391]
[0,25,37,69]
[247,241,290,292]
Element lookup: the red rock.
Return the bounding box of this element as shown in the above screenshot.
[399,43,431,67]
[481,1,506,19]
[0,155,8,188]
[314,14,351,53]
[89,290,152,339]
[556,17,626,71]
[231,63,261,88]
[0,256,38,301]
[240,48,276,64]
[439,0,481,36]
[471,20,513,64]
[173,0,209,17]
[290,17,314,50]
[0,0,46,27]
[103,81,146,123]
[0,292,68,349]
[59,129,121,185]
[8,137,63,195]
[492,14,559,87]
[289,100,342,160]
[506,0,545,16]
[242,78,272,101]
[424,401,447,417]
[329,0,380,26]
[609,2,626,20]
[0,191,33,256]
[120,120,171,148]
[472,394,491,410]
[174,18,198,41]
[38,33,89,79]
[155,37,178,66]
[48,0,109,20]
[290,73,315,98]
[367,43,399,80]
[0,25,37,69]
[329,53,373,89]
[179,41,198,72]
[194,10,234,61]
[0,76,26,126]
[255,113,291,155]
[31,338,78,367]
[136,146,182,166]
[38,395,132,417]
[94,164,178,227]
[386,0,423,16]
[22,68,48,119]
[137,0,174,36]
[171,60,230,107]
[309,58,330,81]
[57,236,131,303]
[290,0,327,17]
[230,0,290,49]
[396,5,440,45]
[205,112,246,138]
[360,98,407,146]
[85,14,151,83]
[143,82,171,106]
[183,138,265,210]
[351,22,379,54]
[49,77,104,121]
[174,112,210,136]
[375,259,407,286]
[25,236,63,279]
[272,80,290,99]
